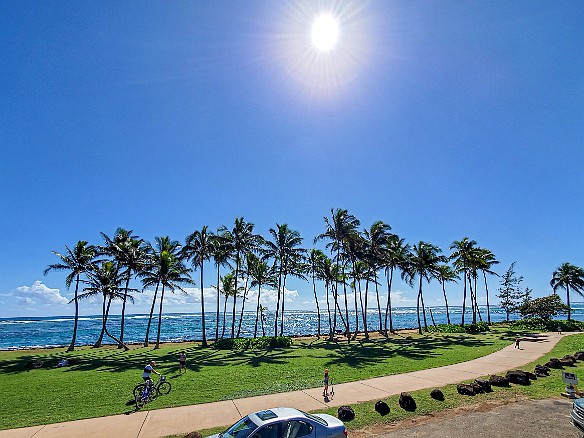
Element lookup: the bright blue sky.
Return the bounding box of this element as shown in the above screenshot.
[1,1,582,318]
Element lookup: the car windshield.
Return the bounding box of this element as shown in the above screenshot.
[299,410,327,426]
[221,416,259,438]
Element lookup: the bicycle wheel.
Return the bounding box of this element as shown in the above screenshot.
[157,381,171,395]
[133,384,147,408]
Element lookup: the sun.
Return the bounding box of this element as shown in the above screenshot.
[311,14,340,51]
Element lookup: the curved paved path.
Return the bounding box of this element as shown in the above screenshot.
[0,332,571,438]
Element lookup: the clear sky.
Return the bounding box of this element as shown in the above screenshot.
[1,1,582,318]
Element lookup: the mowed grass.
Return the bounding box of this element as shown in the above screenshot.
[197,334,584,437]
[0,328,529,430]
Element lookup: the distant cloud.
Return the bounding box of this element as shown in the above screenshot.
[12,281,69,305]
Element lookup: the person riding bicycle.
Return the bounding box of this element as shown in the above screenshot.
[142,360,161,388]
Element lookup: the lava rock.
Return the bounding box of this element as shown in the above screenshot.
[337,406,355,422]
[399,392,417,411]
[545,358,563,369]
[561,356,576,366]
[489,375,510,387]
[506,370,531,385]
[574,352,584,361]
[375,401,390,416]
[430,389,445,401]
[184,433,202,438]
[474,379,493,393]
[534,364,551,377]
[457,384,475,396]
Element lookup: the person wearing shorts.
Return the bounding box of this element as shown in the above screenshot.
[143,360,160,387]
[179,351,187,373]
[323,369,329,396]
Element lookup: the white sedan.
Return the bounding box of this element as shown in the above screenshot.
[206,407,347,438]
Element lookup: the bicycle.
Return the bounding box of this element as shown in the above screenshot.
[133,375,171,409]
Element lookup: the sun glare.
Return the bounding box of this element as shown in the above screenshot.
[311,14,339,51]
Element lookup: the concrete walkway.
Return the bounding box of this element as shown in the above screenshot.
[0,332,571,438]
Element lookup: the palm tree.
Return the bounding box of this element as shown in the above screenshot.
[79,261,132,350]
[551,263,584,320]
[140,236,181,347]
[382,236,410,334]
[247,253,276,338]
[436,264,459,324]
[315,208,360,339]
[476,248,499,324]
[219,272,239,338]
[403,242,445,334]
[210,233,232,341]
[450,238,478,326]
[265,224,305,337]
[100,228,148,348]
[44,241,98,352]
[218,218,261,338]
[183,226,214,347]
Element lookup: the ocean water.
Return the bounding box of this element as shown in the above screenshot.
[1,305,583,350]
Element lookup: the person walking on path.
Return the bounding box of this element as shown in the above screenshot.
[515,337,521,349]
[323,368,330,396]
[558,325,562,335]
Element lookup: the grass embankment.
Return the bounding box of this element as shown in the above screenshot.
[195,334,584,437]
[0,329,516,430]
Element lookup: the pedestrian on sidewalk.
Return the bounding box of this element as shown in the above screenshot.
[557,325,562,335]
[323,368,329,396]
[515,337,521,349]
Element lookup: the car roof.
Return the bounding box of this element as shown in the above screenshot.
[249,408,305,425]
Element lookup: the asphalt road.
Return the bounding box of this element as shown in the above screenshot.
[371,399,582,438]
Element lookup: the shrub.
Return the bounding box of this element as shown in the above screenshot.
[509,318,584,332]
[426,323,490,334]
[213,336,292,350]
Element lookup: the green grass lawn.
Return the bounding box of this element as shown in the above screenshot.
[0,327,555,430]
[195,334,584,437]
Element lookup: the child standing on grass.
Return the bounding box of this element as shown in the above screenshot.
[179,351,187,373]
[323,368,329,396]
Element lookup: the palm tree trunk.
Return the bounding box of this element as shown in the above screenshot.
[67,275,80,352]
[483,271,491,324]
[363,278,369,340]
[231,254,240,339]
[441,281,451,325]
[215,266,221,341]
[94,294,109,348]
[567,285,571,321]
[469,276,476,324]
[274,269,282,337]
[118,273,131,348]
[461,271,467,326]
[155,284,166,349]
[312,272,321,338]
[420,287,428,331]
[200,262,208,347]
[280,275,288,336]
[374,272,382,333]
[144,282,160,347]
[326,280,333,340]
[237,276,250,338]
[352,275,360,339]
[254,281,263,338]
[416,277,423,335]
[221,291,229,338]
[384,268,395,334]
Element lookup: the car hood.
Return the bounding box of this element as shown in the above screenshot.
[204,434,220,438]
[575,398,584,408]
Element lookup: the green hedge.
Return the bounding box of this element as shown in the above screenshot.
[509,318,584,332]
[214,336,293,350]
[427,322,490,334]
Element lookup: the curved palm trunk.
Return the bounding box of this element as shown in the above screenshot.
[384,268,395,334]
[567,285,572,320]
[342,266,350,341]
[254,281,263,338]
[118,273,131,348]
[483,271,491,324]
[416,277,423,335]
[351,276,360,340]
[67,275,80,352]
[461,271,467,326]
[420,286,428,331]
[332,282,338,339]
[363,278,370,339]
[469,276,476,324]
[144,282,160,347]
[215,266,221,341]
[312,272,321,338]
[237,276,250,338]
[474,276,483,322]
[155,284,166,349]
[441,280,451,325]
[200,263,208,347]
[94,294,110,348]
